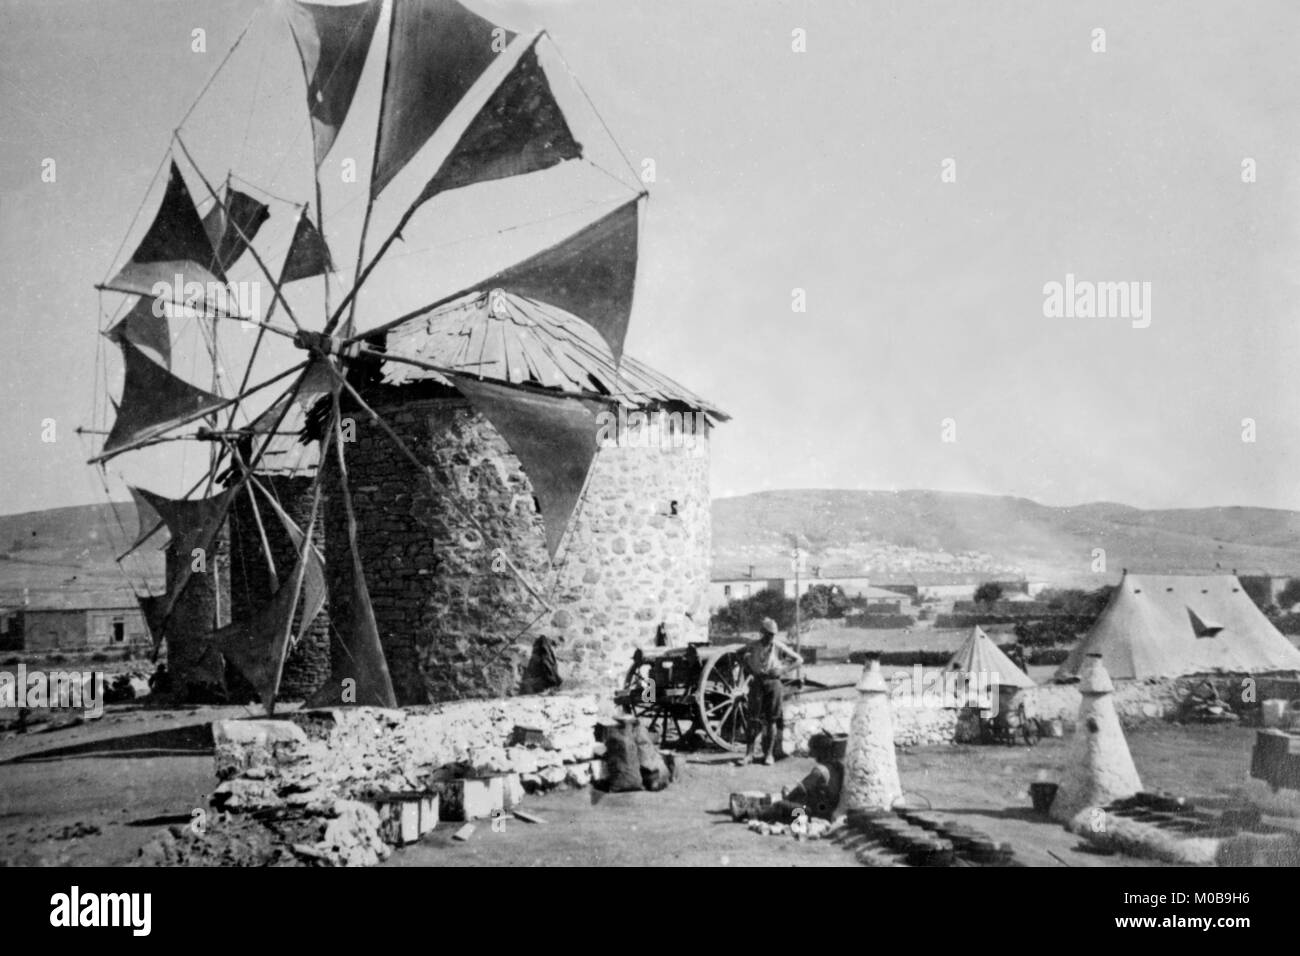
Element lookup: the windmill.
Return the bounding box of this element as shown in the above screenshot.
[80,0,703,711]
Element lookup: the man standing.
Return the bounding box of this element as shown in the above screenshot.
[741,617,803,765]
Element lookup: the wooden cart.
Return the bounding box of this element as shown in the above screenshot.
[614,642,835,752]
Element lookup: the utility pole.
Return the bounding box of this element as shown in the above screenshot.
[791,547,807,658]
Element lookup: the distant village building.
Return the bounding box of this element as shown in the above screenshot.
[0,589,148,653]
[878,573,1029,602]
[707,566,906,612]
[710,567,1032,609]
[708,567,785,610]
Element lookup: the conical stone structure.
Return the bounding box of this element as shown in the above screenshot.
[1050,654,1143,823]
[835,657,903,815]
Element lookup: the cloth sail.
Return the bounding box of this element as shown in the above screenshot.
[285,0,384,168]
[371,0,515,198]
[127,484,165,548]
[103,161,235,315]
[105,297,171,369]
[280,211,334,283]
[415,37,582,205]
[483,199,639,364]
[306,398,397,707]
[211,561,302,713]
[451,374,606,559]
[253,482,328,647]
[101,340,225,457]
[137,594,166,648]
[206,475,326,711]
[201,187,270,273]
[132,487,235,588]
[130,486,237,647]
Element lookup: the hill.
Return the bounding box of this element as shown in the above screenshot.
[711,489,1300,586]
[2,490,1296,599]
[0,503,163,598]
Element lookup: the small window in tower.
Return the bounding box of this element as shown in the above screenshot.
[532,495,540,514]
[669,500,679,516]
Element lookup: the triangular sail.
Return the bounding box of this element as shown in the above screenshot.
[280,210,334,283]
[131,487,237,648]
[201,187,270,273]
[128,484,165,546]
[371,0,515,198]
[133,487,236,589]
[415,37,583,205]
[254,482,328,647]
[451,374,606,559]
[138,594,165,648]
[284,0,384,168]
[212,549,308,713]
[101,340,226,457]
[105,297,171,369]
[103,161,235,315]
[307,394,397,707]
[213,480,324,714]
[485,199,639,363]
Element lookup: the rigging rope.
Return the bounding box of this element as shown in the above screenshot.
[176,7,258,131]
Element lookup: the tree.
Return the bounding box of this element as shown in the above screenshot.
[1039,585,1115,620]
[710,589,797,635]
[973,582,1004,605]
[1276,578,1300,611]
[1240,576,1274,613]
[798,584,849,620]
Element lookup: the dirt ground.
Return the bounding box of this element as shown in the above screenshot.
[0,703,256,866]
[2,705,1296,867]
[388,725,1298,868]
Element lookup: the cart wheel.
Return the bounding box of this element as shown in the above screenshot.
[696,650,752,751]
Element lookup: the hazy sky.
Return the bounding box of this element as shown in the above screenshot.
[2,0,1298,516]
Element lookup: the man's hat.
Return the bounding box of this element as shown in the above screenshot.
[760,617,778,636]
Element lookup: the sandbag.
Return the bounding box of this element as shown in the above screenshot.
[520,635,562,694]
[603,721,643,792]
[633,721,670,792]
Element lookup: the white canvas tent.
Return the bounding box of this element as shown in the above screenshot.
[945,625,1035,689]
[1055,573,1300,681]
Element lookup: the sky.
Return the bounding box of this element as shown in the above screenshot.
[1,0,1298,516]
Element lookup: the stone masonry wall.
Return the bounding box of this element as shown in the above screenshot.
[228,475,332,700]
[324,383,711,705]
[1016,677,1211,728]
[787,676,1251,754]
[211,694,602,812]
[783,699,958,754]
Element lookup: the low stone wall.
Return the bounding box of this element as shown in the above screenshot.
[215,694,601,804]
[783,699,957,755]
[784,677,1195,754]
[1015,679,1186,728]
[195,694,601,865]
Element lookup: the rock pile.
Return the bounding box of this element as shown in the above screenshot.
[142,694,602,867]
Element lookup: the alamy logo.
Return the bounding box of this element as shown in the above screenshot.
[889,666,1001,714]
[50,886,151,936]
[150,274,261,320]
[0,665,104,718]
[1042,273,1151,328]
[595,407,708,450]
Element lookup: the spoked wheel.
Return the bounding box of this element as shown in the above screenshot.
[696,650,752,751]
